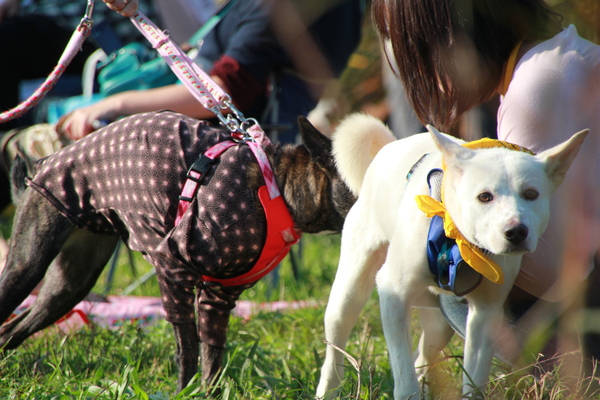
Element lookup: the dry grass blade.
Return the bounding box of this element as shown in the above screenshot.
[323,339,362,399]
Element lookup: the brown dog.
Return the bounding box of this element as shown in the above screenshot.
[0,111,355,391]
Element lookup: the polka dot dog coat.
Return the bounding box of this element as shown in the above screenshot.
[28,111,270,347]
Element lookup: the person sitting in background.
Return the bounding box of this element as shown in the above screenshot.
[0,0,157,212]
[0,0,157,130]
[59,0,365,144]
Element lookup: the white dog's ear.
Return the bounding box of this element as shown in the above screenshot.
[427,124,474,168]
[537,129,588,190]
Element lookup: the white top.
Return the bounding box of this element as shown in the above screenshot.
[152,0,216,44]
[498,25,600,301]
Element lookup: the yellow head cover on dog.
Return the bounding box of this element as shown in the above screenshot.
[415,138,535,285]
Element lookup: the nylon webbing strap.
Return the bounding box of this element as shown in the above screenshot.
[0,2,94,123]
[175,140,237,225]
[130,11,274,146]
[130,12,229,112]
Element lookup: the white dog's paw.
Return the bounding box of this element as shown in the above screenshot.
[395,387,421,400]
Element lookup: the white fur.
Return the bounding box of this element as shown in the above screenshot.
[332,113,396,196]
[319,115,587,399]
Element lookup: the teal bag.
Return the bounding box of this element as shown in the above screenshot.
[97,42,177,96]
[96,1,237,97]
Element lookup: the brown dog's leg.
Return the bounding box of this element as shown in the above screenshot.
[0,189,74,325]
[0,188,119,348]
[0,227,119,349]
[2,229,119,347]
[173,322,200,392]
[196,285,243,388]
[201,342,225,387]
[171,323,224,394]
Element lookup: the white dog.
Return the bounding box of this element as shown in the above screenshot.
[317,114,587,399]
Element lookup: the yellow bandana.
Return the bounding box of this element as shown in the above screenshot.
[416,194,504,284]
[461,137,534,154]
[415,139,535,285]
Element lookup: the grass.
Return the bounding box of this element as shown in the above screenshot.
[1,224,599,399]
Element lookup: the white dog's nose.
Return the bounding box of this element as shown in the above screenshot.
[503,223,529,244]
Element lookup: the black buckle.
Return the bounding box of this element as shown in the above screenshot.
[188,154,215,180]
[203,280,223,290]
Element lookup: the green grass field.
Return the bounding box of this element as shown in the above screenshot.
[0,222,598,399]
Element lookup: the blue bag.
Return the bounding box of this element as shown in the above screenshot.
[97,42,177,96]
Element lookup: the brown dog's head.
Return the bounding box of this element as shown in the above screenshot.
[273,117,356,234]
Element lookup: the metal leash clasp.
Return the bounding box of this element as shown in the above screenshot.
[79,0,95,31]
[211,96,258,143]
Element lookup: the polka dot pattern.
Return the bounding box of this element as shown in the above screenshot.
[28,111,267,346]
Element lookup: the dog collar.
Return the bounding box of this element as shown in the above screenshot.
[421,169,483,295]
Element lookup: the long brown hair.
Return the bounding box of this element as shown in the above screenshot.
[373,0,563,131]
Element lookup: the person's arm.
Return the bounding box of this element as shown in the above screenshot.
[60,0,248,139]
[59,75,231,140]
[0,0,20,22]
[102,0,138,17]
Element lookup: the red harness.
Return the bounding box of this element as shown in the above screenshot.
[175,140,301,287]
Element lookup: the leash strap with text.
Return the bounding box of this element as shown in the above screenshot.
[129,11,269,144]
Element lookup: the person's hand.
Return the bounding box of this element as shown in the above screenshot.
[102,0,138,17]
[57,99,123,140]
[0,0,20,22]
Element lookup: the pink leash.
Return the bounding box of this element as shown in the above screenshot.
[126,12,283,203]
[129,11,302,286]
[129,12,270,145]
[0,0,95,124]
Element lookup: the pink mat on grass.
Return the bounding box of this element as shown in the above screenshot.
[13,295,318,332]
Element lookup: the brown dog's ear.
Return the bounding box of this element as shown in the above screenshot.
[298,116,333,167]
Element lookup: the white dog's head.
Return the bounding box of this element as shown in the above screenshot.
[427,126,587,256]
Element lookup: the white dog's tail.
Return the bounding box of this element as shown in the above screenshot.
[332,113,395,195]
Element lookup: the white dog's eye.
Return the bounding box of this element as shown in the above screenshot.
[523,188,539,200]
[477,192,493,203]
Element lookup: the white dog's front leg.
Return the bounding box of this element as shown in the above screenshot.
[462,303,503,397]
[415,306,455,395]
[462,272,517,398]
[317,246,386,399]
[316,207,388,399]
[377,263,424,400]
